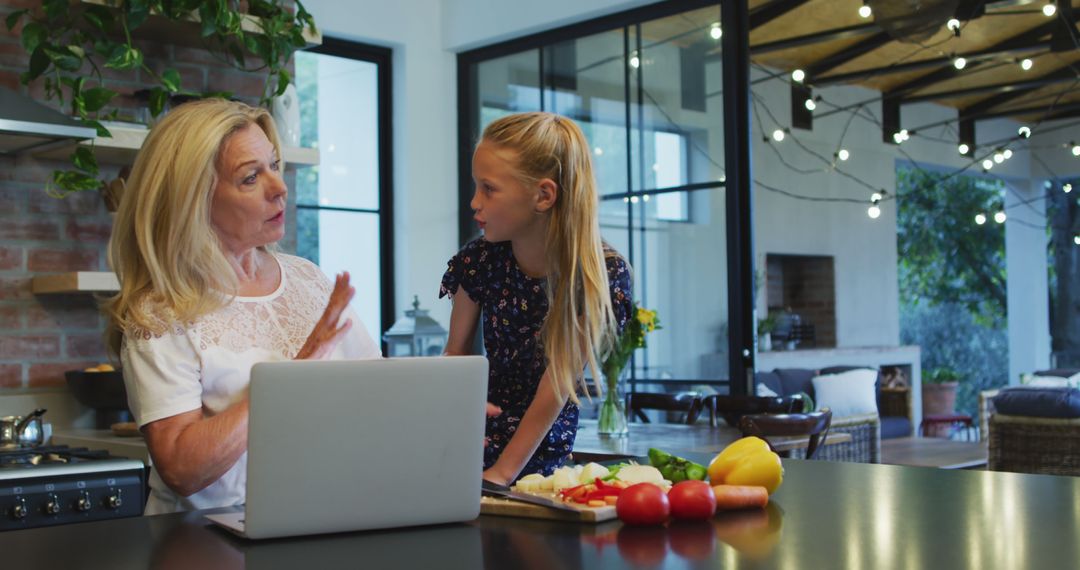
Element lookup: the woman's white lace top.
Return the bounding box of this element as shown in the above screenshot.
[120,253,381,514]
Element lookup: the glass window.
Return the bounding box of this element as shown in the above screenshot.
[295,42,392,344]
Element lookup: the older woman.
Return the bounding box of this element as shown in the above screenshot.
[104,99,380,514]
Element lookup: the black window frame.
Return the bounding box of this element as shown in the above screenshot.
[455,0,754,394]
[299,37,396,349]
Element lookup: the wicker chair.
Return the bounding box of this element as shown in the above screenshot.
[804,413,880,463]
[988,414,1080,476]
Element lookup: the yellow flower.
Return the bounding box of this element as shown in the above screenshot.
[636,308,657,332]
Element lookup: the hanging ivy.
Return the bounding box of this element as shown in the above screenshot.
[5,0,317,194]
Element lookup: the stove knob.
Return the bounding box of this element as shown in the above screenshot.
[106,490,123,510]
[12,498,28,520]
[45,494,61,515]
[77,491,92,512]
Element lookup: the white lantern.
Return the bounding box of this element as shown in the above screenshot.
[382,296,448,357]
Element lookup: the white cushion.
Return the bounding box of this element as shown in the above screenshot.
[1021,373,1080,388]
[756,382,779,397]
[812,369,878,417]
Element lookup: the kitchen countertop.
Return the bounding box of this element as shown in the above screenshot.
[2,458,1077,569]
[51,429,150,464]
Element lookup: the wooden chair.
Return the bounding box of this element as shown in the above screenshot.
[738,409,834,460]
[625,392,704,425]
[702,394,804,428]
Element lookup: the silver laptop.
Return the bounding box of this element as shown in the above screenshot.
[205,356,488,539]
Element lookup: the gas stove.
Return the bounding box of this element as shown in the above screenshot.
[0,445,145,531]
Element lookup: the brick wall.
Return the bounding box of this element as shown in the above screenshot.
[766,253,837,348]
[0,1,284,391]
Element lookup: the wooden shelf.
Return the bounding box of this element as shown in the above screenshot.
[79,0,322,49]
[32,271,120,294]
[35,124,319,168]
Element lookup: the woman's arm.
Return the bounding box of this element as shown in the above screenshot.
[483,366,568,485]
[444,288,480,356]
[141,402,250,497]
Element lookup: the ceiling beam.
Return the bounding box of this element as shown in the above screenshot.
[750,23,881,55]
[804,32,893,78]
[1052,0,1078,52]
[970,99,1080,122]
[813,21,1055,87]
[749,0,810,31]
[902,66,1079,105]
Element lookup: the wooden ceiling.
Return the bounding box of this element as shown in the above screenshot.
[742,0,1080,143]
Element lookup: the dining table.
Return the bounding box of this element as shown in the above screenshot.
[571,418,852,460]
[2,455,1077,569]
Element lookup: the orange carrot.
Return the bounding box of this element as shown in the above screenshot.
[711,485,769,510]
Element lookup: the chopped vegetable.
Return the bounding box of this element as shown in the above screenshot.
[648,447,708,483]
[615,464,666,486]
[711,484,769,510]
[579,462,610,484]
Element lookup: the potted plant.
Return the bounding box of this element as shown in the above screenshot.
[5,0,317,196]
[922,367,962,416]
[757,312,778,352]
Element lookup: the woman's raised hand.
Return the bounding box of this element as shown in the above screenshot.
[295,272,355,360]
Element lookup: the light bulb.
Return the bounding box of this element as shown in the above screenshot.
[868,205,881,219]
[994,211,1007,224]
[629,56,640,69]
[630,196,639,204]
[772,129,785,142]
[1072,144,1080,156]
[982,159,994,170]
[1044,3,1057,17]
[871,192,883,202]
[954,57,967,70]
[792,69,805,83]
[893,132,904,144]
[837,149,850,161]
[1021,58,1033,71]
[805,98,816,111]
[710,23,722,40]
[1018,126,1031,138]
[719,174,727,183]
[975,213,987,225]
[994,152,1004,164]
[947,18,961,33]
[1074,235,1080,246]
[623,197,630,203]
[958,143,970,155]
[859,5,872,18]
[1065,183,1074,194]
[642,194,650,202]
[594,147,604,156]
[1003,149,1013,159]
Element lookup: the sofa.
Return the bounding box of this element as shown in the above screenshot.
[755,366,913,464]
[985,384,1080,476]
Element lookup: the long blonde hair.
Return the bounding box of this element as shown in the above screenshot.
[481,112,620,403]
[103,99,282,355]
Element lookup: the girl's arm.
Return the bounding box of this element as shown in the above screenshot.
[483,366,569,486]
[444,288,480,356]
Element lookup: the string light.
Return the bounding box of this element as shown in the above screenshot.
[859,4,872,18]
[994,211,1007,224]
[629,53,640,68]
[993,151,1005,164]
[958,143,970,155]
[975,213,987,225]
[868,191,883,219]
[772,129,786,142]
[893,129,910,144]
[871,192,883,202]
[1018,126,1031,138]
[1020,58,1033,71]
[630,196,640,203]
[1074,235,1080,246]
[1065,183,1073,194]
[1071,142,1080,156]
[1003,149,1013,160]
[642,194,650,202]
[946,18,961,34]
[982,159,994,170]
[868,205,881,218]
[837,149,850,161]
[594,147,604,156]
[953,57,967,70]
[805,98,816,111]
[792,69,805,83]
[710,23,722,40]
[1043,2,1057,17]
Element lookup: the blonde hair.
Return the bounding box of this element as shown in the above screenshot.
[103,98,282,355]
[480,112,620,403]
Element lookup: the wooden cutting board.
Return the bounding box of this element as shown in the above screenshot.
[480,494,618,523]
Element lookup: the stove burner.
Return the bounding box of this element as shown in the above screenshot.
[0,445,112,469]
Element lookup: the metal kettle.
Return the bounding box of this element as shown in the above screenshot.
[0,408,47,449]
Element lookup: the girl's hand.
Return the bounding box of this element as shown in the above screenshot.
[482,468,511,487]
[295,272,355,360]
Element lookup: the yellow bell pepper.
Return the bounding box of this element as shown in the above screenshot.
[708,436,784,495]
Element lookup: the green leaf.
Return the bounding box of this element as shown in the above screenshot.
[104,44,142,70]
[26,45,51,82]
[43,45,83,72]
[5,9,27,31]
[82,87,116,112]
[148,88,168,117]
[83,119,112,138]
[161,68,181,93]
[198,2,218,37]
[21,21,45,54]
[51,170,102,193]
[127,4,151,30]
[42,0,67,21]
[70,146,99,175]
[83,6,115,33]
[274,69,291,96]
[68,45,85,59]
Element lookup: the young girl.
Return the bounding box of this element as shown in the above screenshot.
[440,112,634,485]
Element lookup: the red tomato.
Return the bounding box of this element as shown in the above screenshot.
[616,483,670,525]
[668,480,717,521]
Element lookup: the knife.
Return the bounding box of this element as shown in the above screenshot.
[481,480,585,513]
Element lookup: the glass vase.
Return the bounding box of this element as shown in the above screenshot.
[597,369,628,436]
